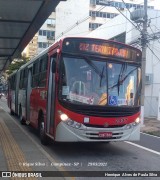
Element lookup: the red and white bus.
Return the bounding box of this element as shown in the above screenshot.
[8,37,142,144]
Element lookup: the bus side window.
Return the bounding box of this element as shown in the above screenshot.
[52,59,56,73]
[19,70,24,89]
[10,75,15,90]
[32,61,39,88]
[39,55,48,87]
[23,68,28,89]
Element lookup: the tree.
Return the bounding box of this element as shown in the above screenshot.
[5,56,30,75]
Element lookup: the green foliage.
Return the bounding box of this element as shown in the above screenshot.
[6,57,29,75]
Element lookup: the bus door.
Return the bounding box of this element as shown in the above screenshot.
[46,55,56,136]
[26,65,32,124]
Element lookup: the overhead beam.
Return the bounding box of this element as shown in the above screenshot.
[0,0,66,72]
[0,37,21,39]
[12,0,65,59]
[0,19,31,23]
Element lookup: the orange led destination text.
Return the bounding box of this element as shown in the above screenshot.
[79,43,129,58]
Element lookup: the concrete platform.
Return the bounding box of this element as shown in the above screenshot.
[0,106,71,180]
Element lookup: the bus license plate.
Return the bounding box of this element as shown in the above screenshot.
[99,132,112,138]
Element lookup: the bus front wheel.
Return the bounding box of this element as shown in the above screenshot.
[10,109,14,115]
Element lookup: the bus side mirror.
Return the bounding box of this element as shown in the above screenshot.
[52,60,56,73]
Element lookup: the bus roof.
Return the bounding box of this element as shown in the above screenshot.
[10,37,141,74]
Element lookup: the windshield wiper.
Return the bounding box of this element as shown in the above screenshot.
[109,65,138,94]
[119,67,138,84]
[100,66,105,87]
[84,57,105,80]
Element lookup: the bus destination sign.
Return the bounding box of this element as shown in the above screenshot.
[79,43,129,59]
[62,38,141,62]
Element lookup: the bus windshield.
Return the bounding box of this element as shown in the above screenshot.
[59,56,141,107]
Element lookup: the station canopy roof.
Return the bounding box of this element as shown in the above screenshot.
[0,0,64,73]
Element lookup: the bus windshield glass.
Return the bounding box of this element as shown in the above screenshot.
[59,56,141,107]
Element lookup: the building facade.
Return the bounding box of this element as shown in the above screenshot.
[55,0,90,40]
[22,34,38,59]
[23,12,56,58]
[55,0,154,40]
[37,12,56,54]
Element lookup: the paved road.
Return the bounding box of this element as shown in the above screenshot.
[135,132,160,152]
[0,98,160,180]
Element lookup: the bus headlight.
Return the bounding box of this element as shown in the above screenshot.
[124,117,140,129]
[58,110,82,129]
[135,117,140,124]
[60,113,69,121]
[132,117,140,126]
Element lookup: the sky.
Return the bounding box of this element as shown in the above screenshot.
[143,0,160,9]
[153,0,160,10]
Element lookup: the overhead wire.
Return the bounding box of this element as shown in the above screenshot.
[152,24,160,31]
[119,0,160,54]
[55,5,106,40]
[55,0,156,43]
[55,0,147,40]
[120,0,143,32]
[148,8,160,45]
[147,45,160,65]
[66,22,134,36]
[149,25,160,44]
[147,25,160,65]
[112,5,142,33]
[149,15,160,20]
[121,0,132,16]
[120,0,160,43]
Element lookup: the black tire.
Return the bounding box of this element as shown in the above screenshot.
[10,109,14,115]
[39,115,48,145]
[19,106,26,125]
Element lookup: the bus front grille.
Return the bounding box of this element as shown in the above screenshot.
[61,102,140,117]
[82,131,123,140]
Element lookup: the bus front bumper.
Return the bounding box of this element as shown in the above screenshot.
[55,121,140,142]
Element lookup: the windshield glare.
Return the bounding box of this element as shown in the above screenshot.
[59,56,140,107]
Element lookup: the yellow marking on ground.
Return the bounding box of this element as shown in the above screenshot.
[3,111,75,180]
[0,119,37,180]
[6,114,75,180]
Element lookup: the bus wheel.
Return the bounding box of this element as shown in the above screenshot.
[39,116,48,145]
[10,109,14,115]
[19,107,26,125]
